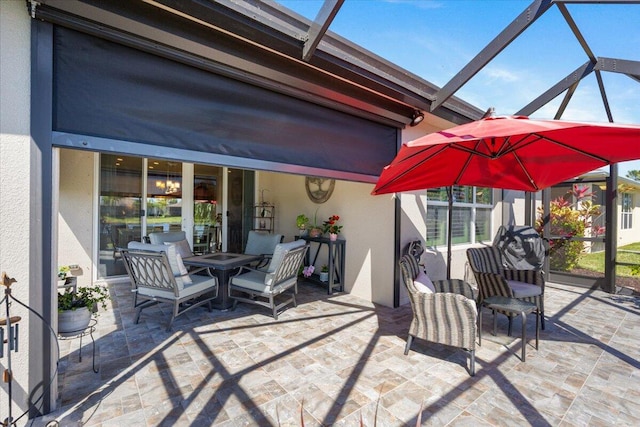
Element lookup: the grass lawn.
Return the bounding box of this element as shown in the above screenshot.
[577,242,640,276]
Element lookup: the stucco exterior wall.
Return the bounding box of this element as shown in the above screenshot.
[58,149,95,286]
[617,190,640,247]
[268,173,395,306]
[0,0,34,417]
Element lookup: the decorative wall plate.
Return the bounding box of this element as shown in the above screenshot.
[305,177,335,204]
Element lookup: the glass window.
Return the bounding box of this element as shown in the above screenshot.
[99,154,142,278]
[621,193,633,230]
[146,159,182,236]
[426,186,493,247]
[193,164,223,253]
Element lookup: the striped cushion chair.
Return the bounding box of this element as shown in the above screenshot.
[466,246,545,332]
[399,254,478,376]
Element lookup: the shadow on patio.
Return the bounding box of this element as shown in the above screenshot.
[33,280,640,426]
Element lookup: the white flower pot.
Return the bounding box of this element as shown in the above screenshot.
[319,272,329,282]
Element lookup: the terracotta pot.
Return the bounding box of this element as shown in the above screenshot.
[309,228,323,238]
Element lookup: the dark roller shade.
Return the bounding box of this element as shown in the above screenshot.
[52,27,397,176]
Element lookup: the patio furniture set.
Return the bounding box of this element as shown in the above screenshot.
[400,226,546,375]
[119,226,544,375]
[120,230,309,331]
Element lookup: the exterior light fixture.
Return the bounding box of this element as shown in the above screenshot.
[409,110,424,126]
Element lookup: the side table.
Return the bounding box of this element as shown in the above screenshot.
[58,318,98,373]
[479,296,539,362]
[300,235,345,294]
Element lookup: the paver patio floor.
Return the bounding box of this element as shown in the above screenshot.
[33,280,640,426]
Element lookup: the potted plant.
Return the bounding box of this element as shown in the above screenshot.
[296,214,310,235]
[58,285,110,337]
[308,208,324,238]
[319,265,329,282]
[322,215,343,240]
[58,265,70,281]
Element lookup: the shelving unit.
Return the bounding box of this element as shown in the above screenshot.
[301,235,345,294]
[252,204,275,233]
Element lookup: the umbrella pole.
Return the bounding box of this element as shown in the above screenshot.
[446,186,453,279]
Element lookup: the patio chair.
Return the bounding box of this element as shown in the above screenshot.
[399,254,477,376]
[244,230,284,269]
[229,239,308,319]
[466,245,545,333]
[120,242,218,331]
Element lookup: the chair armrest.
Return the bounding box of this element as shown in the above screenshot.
[232,265,265,277]
[254,254,272,270]
[413,292,477,348]
[432,279,476,300]
[186,266,215,277]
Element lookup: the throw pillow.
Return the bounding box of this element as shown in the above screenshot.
[164,239,193,259]
[413,271,435,294]
[164,245,192,288]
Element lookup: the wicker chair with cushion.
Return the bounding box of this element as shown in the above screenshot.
[399,254,478,376]
[466,245,545,332]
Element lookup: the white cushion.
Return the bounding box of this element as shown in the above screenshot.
[164,239,193,258]
[245,231,283,256]
[414,271,435,294]
[148,231,187,245]
[138,274,217,300]
[267,239,307,273]
[507,280,542,298]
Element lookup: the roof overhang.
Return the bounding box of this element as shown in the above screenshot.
[31,0,483,128]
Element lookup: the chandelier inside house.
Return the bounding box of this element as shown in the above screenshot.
[155,162,181,195]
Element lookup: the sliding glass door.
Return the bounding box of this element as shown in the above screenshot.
[97,154,252,278]
[98,154,143,278]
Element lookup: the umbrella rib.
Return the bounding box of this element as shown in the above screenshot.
[512,152,539,192]
[536,133,611,163]
[450,143,493,158]
[374,145,449,193]
[453,141,481,184]
[454,151,475,185]
[500,133,610,164]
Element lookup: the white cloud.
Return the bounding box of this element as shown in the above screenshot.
[482,66,521,83]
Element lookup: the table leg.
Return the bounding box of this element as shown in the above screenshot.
[78,333,84,362]
[90,328,98,373]
[213,269,236,310]
[492,309,497,336]
[535,309,540,350]
[521,311,527,362]
[478,305,483,346]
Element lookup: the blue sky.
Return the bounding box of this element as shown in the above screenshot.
[277,0,640,176]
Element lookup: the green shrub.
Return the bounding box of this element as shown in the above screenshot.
[536,185,603,272]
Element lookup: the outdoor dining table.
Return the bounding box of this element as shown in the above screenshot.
[182,252,261,310]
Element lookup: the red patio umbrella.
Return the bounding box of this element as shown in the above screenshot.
[372,115,640,195]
